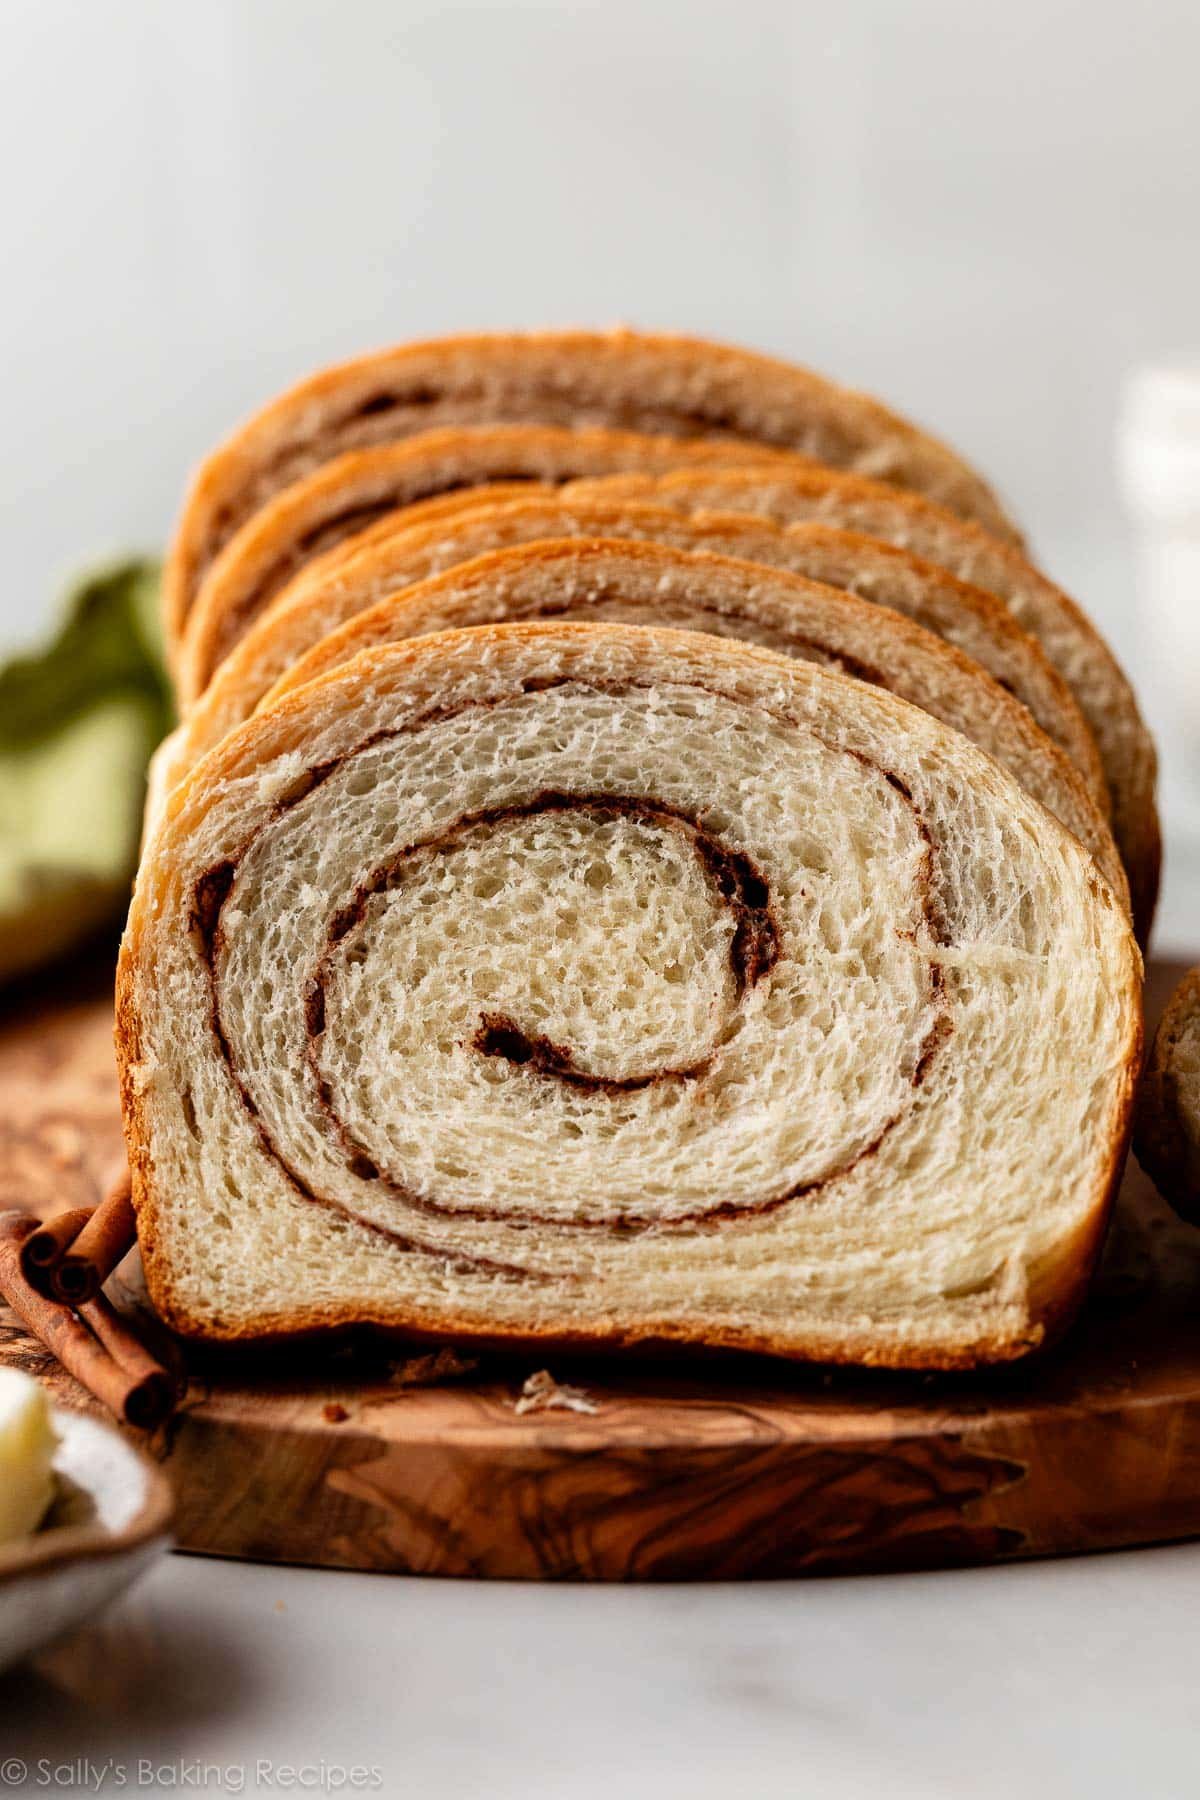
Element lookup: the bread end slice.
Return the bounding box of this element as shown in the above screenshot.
[1135,968,1200,1220]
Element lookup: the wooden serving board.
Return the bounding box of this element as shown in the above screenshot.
[2,953,1199,1581]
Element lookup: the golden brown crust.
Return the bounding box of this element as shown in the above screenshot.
[286,494,1103,789]
[176,426,803,704]
[1028,996,1143,1346]
[164,327,1024,650]
[1135,969,1200,1221]
[124,1280,1051,1369]
[119,616,1142,1368]
[164,489,1105,814]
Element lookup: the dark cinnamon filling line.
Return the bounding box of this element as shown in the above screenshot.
[296,793,780,1221]
[292,502,405,562]
[521,596,893,694]
[472,1013,703,1093]
[196,368,868,603]
[335,387,757,439]
[188,860,531,1279]
[253,392,759,529]
[306,795,778,1138]
[190,681,952,1259]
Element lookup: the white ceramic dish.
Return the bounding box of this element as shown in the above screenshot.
[0,1407,173,1672]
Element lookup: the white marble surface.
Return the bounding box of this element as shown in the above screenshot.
[1,1540,1199,1800]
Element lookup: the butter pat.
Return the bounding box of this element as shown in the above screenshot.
[0,1368,58,1544]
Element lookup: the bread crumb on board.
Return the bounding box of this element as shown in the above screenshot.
[514,1369,600,1416]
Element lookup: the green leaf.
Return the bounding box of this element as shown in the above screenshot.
[0,559,172,752]
[0,558,171,983]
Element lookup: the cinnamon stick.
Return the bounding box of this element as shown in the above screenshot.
[80,1296,177,1430]
[53,1168,137,1307]
[18,1206,95,1296]
[0,1211,174,1431]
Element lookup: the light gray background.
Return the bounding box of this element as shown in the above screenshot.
[3,0,1198,874]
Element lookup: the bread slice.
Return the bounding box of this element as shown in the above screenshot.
[1135,968,1200,1220]
[255,538,1127,909]
[568,465,1159,944]
[119,615,1141,1366]
[153,493,1104,815]
[175,426,805,704]
[164,328,1022,647]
